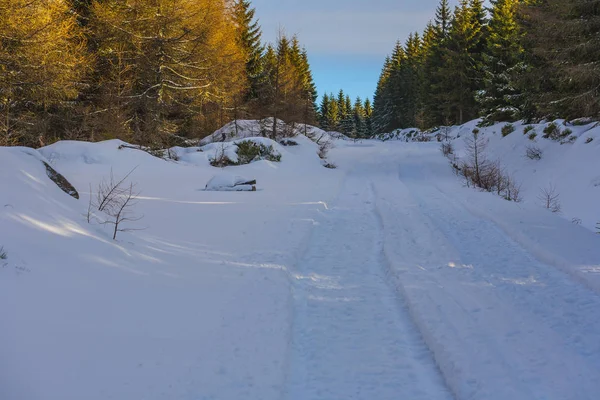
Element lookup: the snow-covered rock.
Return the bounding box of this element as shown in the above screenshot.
[205,173,256,191]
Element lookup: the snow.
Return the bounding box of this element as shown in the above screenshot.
[1,119,600,400]
[381,119,600,231]
[205,173,255,191]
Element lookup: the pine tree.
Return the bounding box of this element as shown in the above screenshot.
[326,93,340,131]
[372,56,393,133]
[232,0,265,104]
[479,0,523,123]
[353,97,366,138]
[364,98,373,137]
[319,94,330,130]
[442,0,487,124]
[341,95,354,135]
[518,0,600,119]
[422,0,454,127]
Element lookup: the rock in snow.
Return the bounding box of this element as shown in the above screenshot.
[205,173,257,191]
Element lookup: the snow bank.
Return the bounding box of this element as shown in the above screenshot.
[378,119,600,231]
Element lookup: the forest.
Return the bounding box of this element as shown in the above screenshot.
[0,0,599,147]
[0,0,317,148]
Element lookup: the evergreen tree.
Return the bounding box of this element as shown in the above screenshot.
[326,93,340,131]
[372,56,393,133]
[232,0,265,103]
[319,93,330,130]
[341,95,354,135]
[479,0,523,123]
[518,0,600,119]
[364,98,374,137]
[353,97,366,138]
[442,0,487,124]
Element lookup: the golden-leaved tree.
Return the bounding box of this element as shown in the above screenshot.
[0,0,88,146]
[91,0,247,147]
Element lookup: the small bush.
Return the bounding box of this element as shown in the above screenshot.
[543,122,560,139]
[585,137,594,144]
[0,246,7,260]
[538,184,561,213]
[236,141,281,164]
[526,145,543,160]
[528,132,537,141]
[501,123,515,137]
[209,144,236,167]
[441,142,454,157]
[543,123,571,141]
[523,125,535,135]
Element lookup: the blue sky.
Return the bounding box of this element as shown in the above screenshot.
[253,0,460,102]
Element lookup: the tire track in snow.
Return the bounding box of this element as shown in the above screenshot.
[282,176,453,400]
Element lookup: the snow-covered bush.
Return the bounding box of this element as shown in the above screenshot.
[236,140,281,164]
[586,137,594,144]
[526,145,543,160]
[0,246,7,260]
[501,123,515,137]
[523,125,535,135]
[528,132,538,141]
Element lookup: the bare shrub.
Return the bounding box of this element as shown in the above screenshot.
[441,142,454,157]
[88,168,144,240]
[503,175,522,202]
[526,145,543,160]
[465,128,490,188]
[538,183,561,213]
[96,167,138,212]
[0,246,7,260]
[101,183,143,240]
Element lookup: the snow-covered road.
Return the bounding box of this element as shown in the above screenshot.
[285,142,600,400]
[2,139,599,400]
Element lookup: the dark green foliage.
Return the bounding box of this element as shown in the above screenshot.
[236,141,281,164]
[542,122,571,141]
[501,123,515,137]
[523,125,534,134]
[528,132,537,141]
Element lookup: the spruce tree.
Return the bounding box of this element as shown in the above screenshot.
[353,97,366,138]
[319,94,330,130]
[341,95,354,135]
[518,0,600,119]
[232,0,265,103]
[479,0,523,123]
[364,98,374,137]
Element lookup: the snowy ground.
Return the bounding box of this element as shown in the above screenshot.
[1,125,599,400]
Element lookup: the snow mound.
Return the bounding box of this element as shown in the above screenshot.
[202,137,283,166]
[205,173,256,191]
